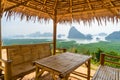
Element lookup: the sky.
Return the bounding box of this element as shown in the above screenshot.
[1,16,120,37]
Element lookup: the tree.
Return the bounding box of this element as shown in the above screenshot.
[95,48,103,62]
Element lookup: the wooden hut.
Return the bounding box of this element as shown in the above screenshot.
[0,0,120,80]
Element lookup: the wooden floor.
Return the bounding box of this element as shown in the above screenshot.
[21,65,96,80]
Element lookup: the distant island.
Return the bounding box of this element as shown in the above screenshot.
[105,31,120,41]
[67,26,120,41]
[97,33,107,36]
[67,27,92,40]
[8,32,65,39]
[3,26,120,41]
[27,32,53,37]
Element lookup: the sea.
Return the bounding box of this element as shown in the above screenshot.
[2,35,107,46]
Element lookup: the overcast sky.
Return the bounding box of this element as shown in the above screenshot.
[2,16,120,37]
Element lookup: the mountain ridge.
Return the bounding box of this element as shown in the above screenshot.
[105,31,120,40]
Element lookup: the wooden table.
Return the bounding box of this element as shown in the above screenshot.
[34,52,92,80]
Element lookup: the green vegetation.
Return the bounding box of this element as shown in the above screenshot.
[57,40,120,67]
[57,40,120,54]
[3,39,120,67]
[3,39,52,46]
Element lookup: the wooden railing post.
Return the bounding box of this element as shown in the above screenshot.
[63,48,67,52]
[100,53,105,65]
[4,60,12,80]
[87,59,91,80]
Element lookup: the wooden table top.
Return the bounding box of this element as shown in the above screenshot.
[34,52,91,77]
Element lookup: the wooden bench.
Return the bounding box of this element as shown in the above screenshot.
[92,53,120,80]
[0,43,52,80]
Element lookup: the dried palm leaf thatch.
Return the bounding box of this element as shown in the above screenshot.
[1,0,120,24]
[1,0,120,55]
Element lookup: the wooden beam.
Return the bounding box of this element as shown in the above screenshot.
[56,1,102,9]
[86,0,95,18]
[69,0,72,13]
[108,0,119,15]
[86,0,92,10]
[105,54,120,59]
[57,6,120,16]
[6,0,54,16]
[5,0,31,11]
[43,0,47,4]
[101,0,118,16]
[54,0,58,11]
[33,0,53,10]
[69,0,72,21]
[25,4,53,15]
[105,60,120,65]
[40,0,47,10]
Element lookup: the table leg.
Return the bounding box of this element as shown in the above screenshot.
[87,59,91,80]
[60,78,68,80]
[64,74,70,80]
[51,72,57,80]
[59,74,69,80]
[35,66,44,80]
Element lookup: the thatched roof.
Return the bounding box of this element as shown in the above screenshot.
[1,0,120,24]
[1,0,120,55]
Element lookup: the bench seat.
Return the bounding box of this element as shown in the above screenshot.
[0,43,52,80]
[92,53,120,80]
[11,62,35,79]
[92,65,120,80]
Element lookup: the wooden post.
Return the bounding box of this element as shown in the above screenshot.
[87,59,90,80]
[63,48,67,52]
[4,60,12,80]
[100,53,105,65]
[0,0,2,75]
[35,66,40,80]
[53,11,57,55]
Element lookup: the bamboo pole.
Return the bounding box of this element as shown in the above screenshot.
[53,14,57,55]
[0,12,1,61]
[0,17,1,49]
[0,0,2,75]
[52,0,58,55]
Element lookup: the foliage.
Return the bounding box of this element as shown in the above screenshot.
[3,39,52,46]
[95,48,103,62]
[56,40,120,67]
[3,39,120,67]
